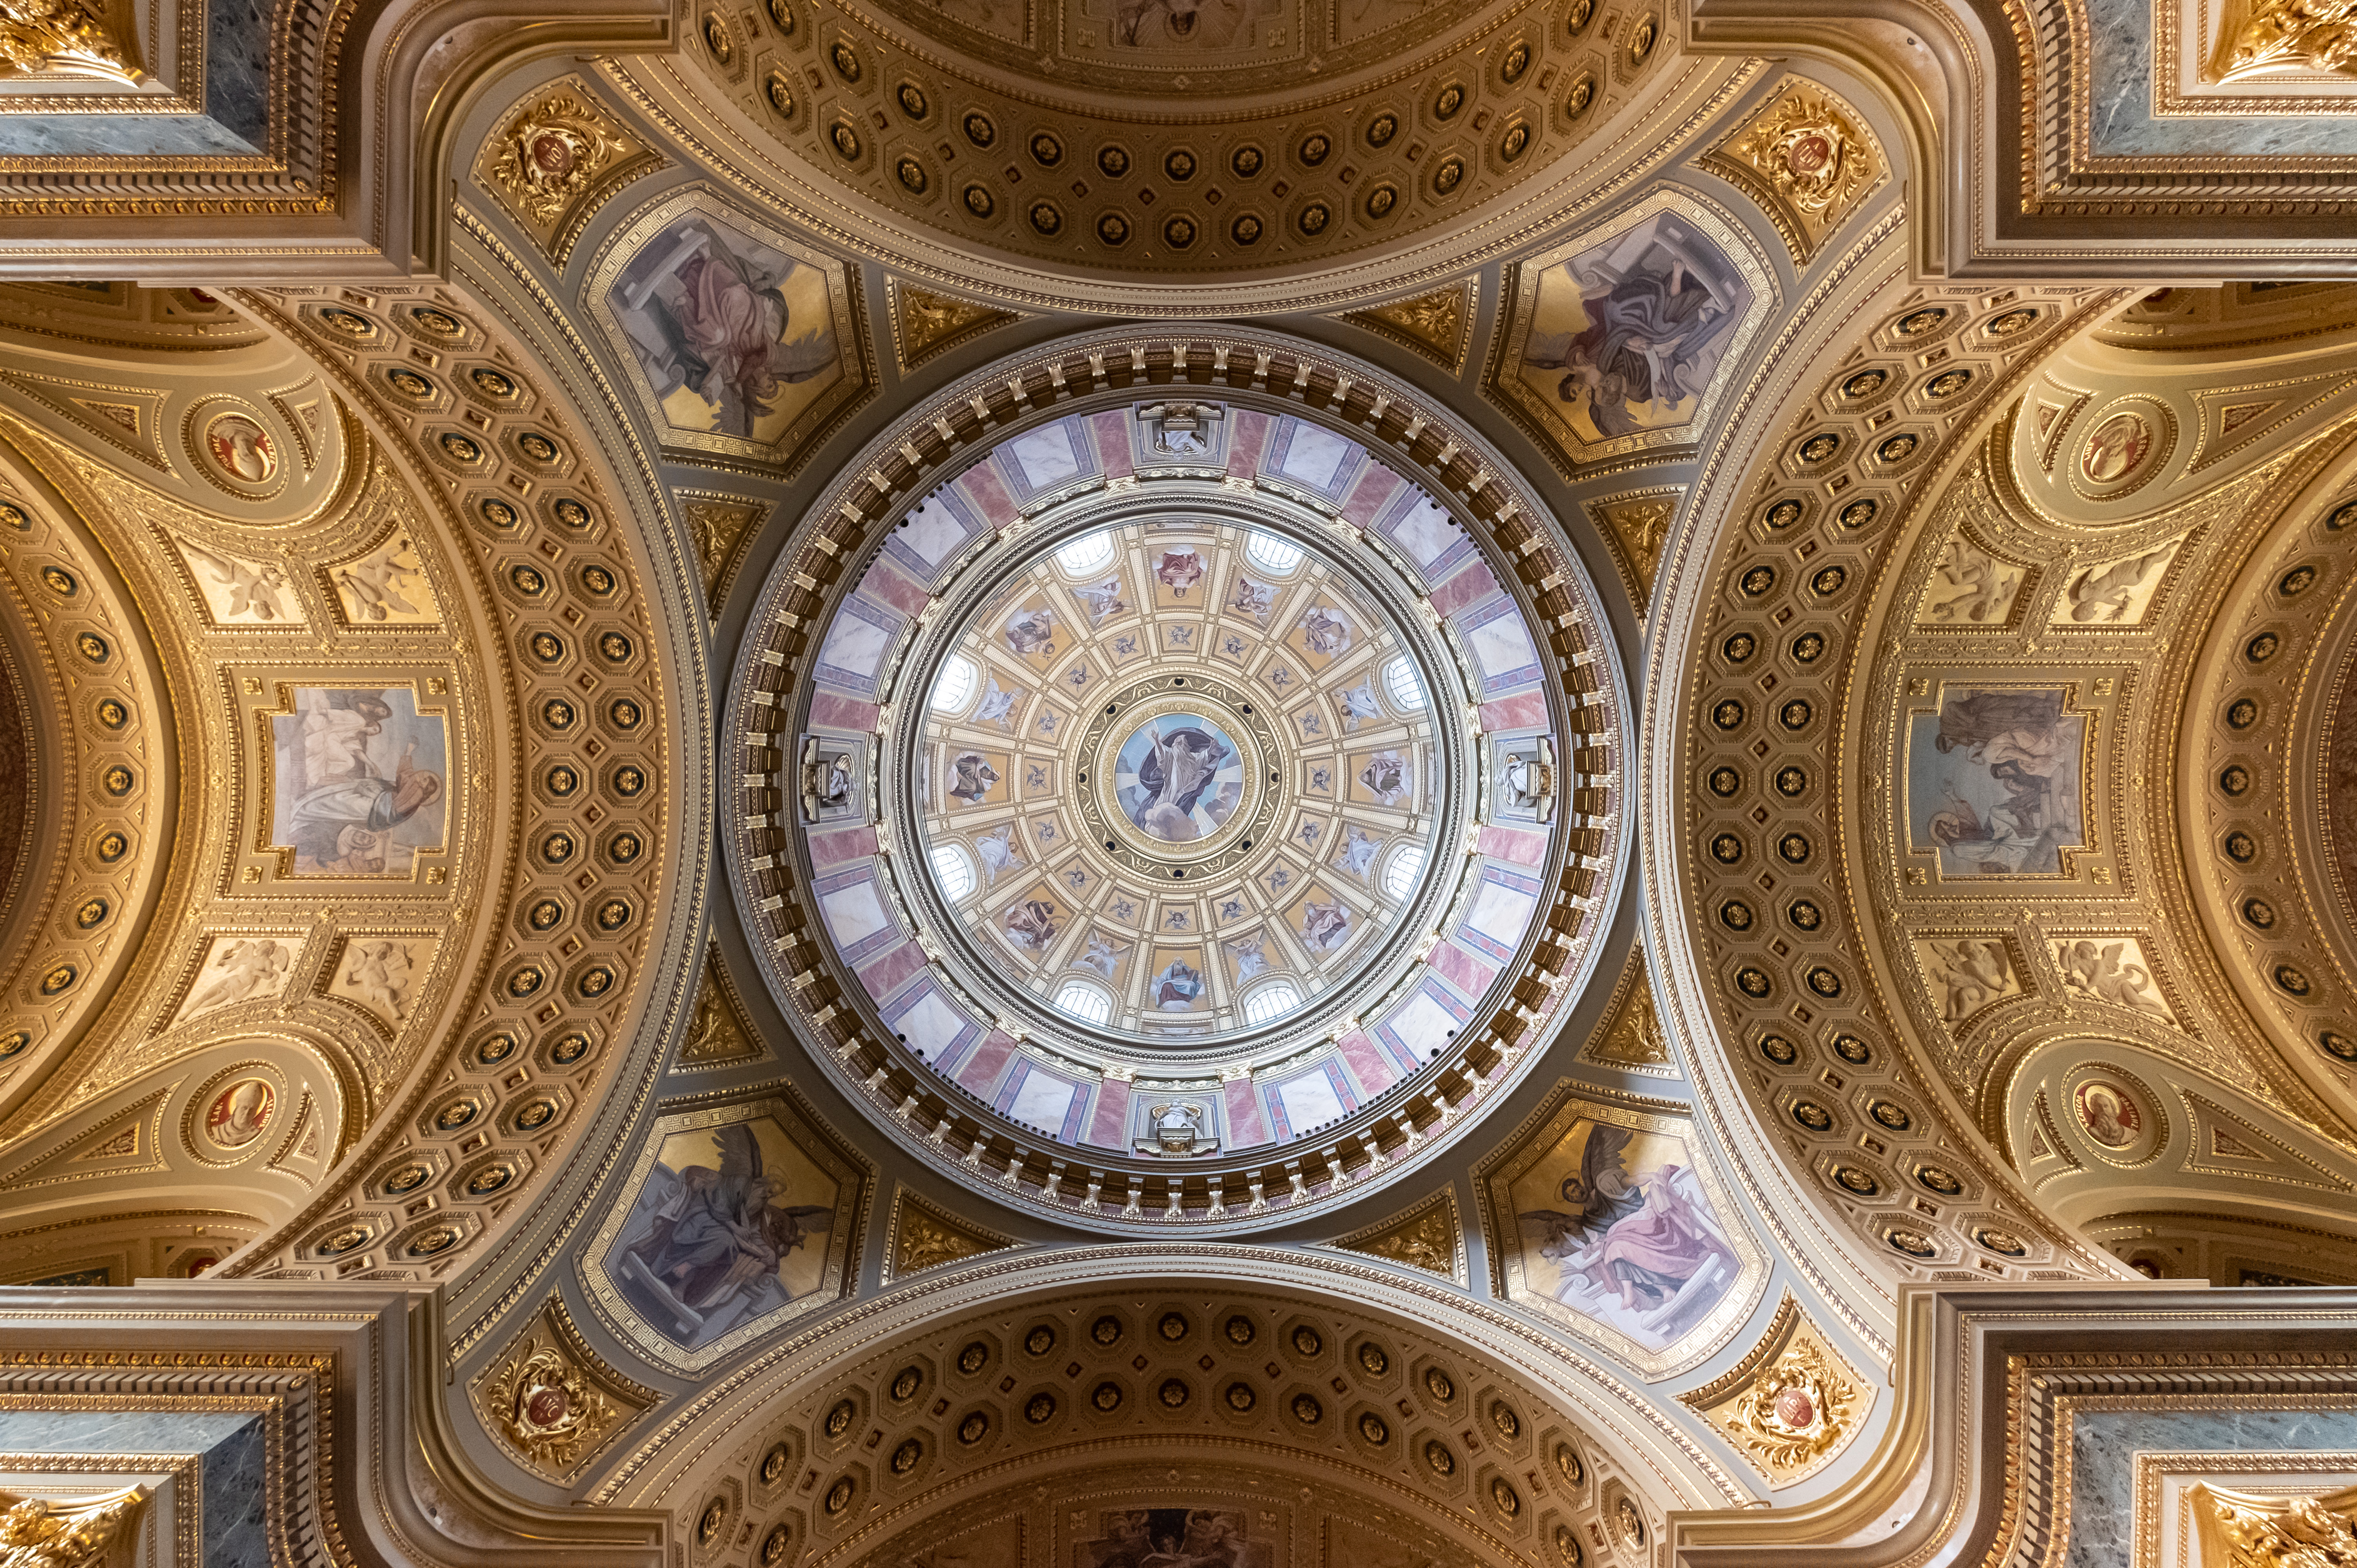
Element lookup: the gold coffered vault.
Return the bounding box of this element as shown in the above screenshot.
[0,0,2351,1562]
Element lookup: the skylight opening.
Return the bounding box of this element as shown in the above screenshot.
[929,844,975,902]
[1382,845,1426,900]
[1054,530,1117,576]
[1053,981,1114,1025]
[1244,532,1304,574]
[930,654,978,713]
[1382,655,1425,712]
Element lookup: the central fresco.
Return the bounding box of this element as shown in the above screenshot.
[913,516,1443,1042]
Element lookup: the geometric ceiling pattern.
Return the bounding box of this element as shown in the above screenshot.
[2,0,2357,1562]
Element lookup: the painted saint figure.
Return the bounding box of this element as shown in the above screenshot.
[1519,1123,1741,1347]
[614,221,836,438]
[277,689,446,875]
[617,1122,834,1346]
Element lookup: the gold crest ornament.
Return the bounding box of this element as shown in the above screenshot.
[473,1299,652,1478]
[1681,1296,1872,1485]
[1700,81,1883,263]
[490,93,627,228]
[492,1342,614,1466]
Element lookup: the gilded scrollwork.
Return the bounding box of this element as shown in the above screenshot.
[0,1484,147,1568]
[2191,1483,2357,1566]
[472,1296,655,1480]
[2210,0,2357,81]
[0,0,137,83]
[477,82,660,260]
[1699,80,1884,263]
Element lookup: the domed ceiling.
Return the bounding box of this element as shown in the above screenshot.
[599,0,1762,308]
[727,345,1621,1233]
[8,4,2357,1562]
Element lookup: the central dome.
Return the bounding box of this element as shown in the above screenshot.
[908,513,1457,1047]
[732,345,1619,1227]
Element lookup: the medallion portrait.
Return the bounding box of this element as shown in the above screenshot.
[202,411,279,484]
[2080,410,2153,486]
[269,686,449,876]
[2073,1080,2142,1149]
[204,1078,275,1151]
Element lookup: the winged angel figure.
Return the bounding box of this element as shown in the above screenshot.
[1519,1124,1739,1344]
[618,1123,833,1346]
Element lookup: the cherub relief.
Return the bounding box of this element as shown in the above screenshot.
[181,938,295,1020]
[2054,938,2175,1021]
[1920,938,2019,1020]
[1920,534,2023,625]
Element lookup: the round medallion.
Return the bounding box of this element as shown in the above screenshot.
[200,410,279,486]
[204,1077,275,1151]
[2073,1079,2144,1149]
[2080,410,2153,486]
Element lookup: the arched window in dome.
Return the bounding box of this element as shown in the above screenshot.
[929,844,975,902]
[1054,530,1116,576]
[930,654,978,713]
[1244,532,1304,574]
[1242,981,1303,1026]
[1381,655,1425,712]
[1053,980,1113,1026]
[1382,844,1426,901]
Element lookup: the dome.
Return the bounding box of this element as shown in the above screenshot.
[729,334,1623,1227]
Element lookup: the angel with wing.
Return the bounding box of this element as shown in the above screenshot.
[1520,1124,1739,1339]
[621,1122,833,1344]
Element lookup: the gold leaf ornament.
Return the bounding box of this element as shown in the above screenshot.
[491,1341,616,1466]
[1725,1333,1857,1474]
[489,94,624,228]
[0,1486,147,1568]
[0,0,138,82]
[2191,1483,2357,1568]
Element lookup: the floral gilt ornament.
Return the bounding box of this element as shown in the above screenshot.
[1680,1295,1871,1485]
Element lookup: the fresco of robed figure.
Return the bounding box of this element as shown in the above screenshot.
[1511,1118,1742,1352]
[611,1119,838,1350]
[270,686,447,875]
[609,213,840,444]
[1517,211,1752,447]
[1906,686,2087,877]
